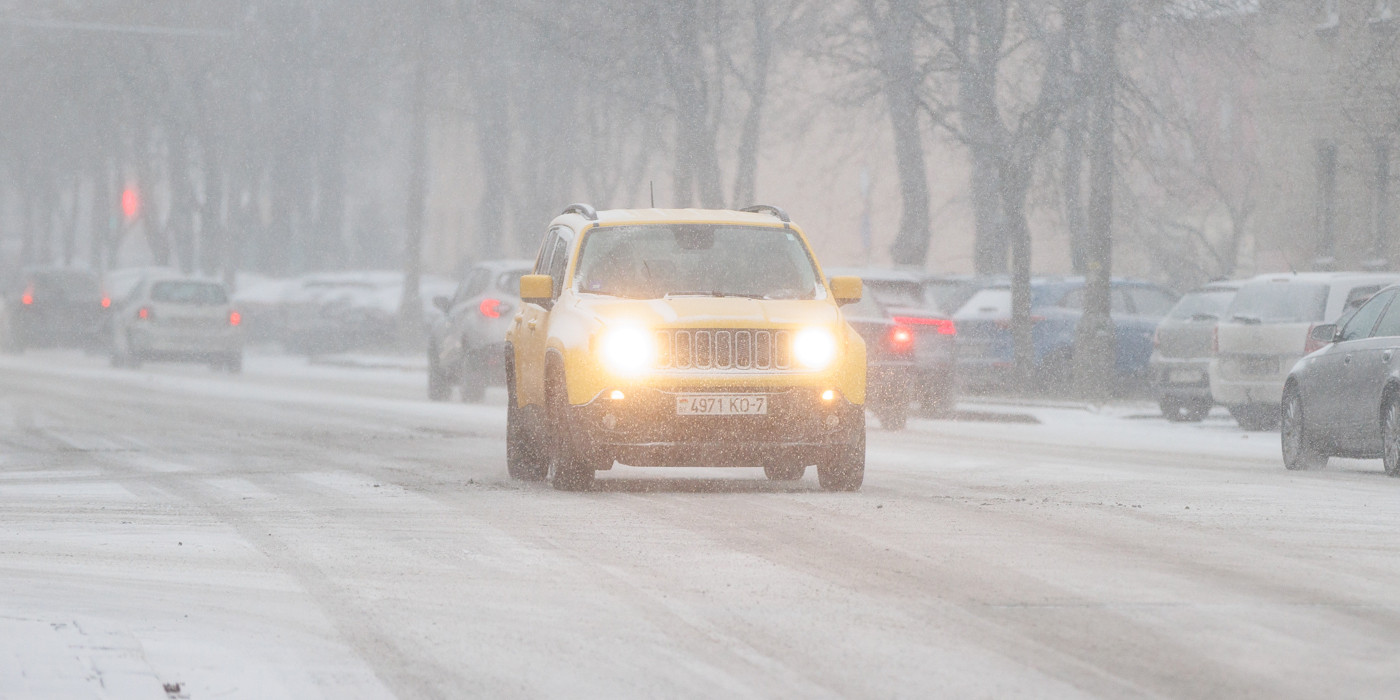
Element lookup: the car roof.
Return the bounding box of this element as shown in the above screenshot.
[1236,271,1400,285]
[556,207,794,230]
[822,267,922,283]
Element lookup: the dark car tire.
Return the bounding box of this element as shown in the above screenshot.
[459,352,487,404]
[1159,397,1184,421]
[763,464,806,481]
[817,430,865,492]
[546,365,594,492]
[1282,388,1328,471]
[1230,404,1278,431]
[916,386,956,419]
[427,345,450,402]
[875,406,908,431]
[1182,399,1212,422]
[505,362,547,482]
[1384,396,1400,477]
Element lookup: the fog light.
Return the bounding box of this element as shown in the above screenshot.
[825,414,840,428]
[821,389,835,402]
[610,390,625,400]
[602,413,618,430]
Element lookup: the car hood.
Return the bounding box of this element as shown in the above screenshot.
[573,295,843,329]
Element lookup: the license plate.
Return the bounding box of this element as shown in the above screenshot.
[1169,369,1202,384]
[1239,356,1278,376]
[676,394,768,415]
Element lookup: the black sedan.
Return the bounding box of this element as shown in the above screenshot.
[841,293,919,430]
[1282,283,1400,473]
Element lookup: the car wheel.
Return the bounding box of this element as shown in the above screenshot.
[1230,404,1278,431]
[763,464,806,481]
[1384,396,1400,477]
[505,363,547,482]
[1159,397,1184,422]
[817,428,865,492]
[875,406,908,431]
[459,352,487,403]
[1182,399,1212,422]
[427,346,450,402]
[547,365,594,492]
[1281,389,1328,471]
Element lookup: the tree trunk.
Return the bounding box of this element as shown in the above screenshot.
[399,0,429,345]
[880,0,932,266]
[1073,0,1121,401]
[956,1,1010,274]
[1001,166,1035,386]
[731,1,771,208]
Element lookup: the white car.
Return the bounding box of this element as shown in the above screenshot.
[110,274,244,371]
[1210,272,1400,430]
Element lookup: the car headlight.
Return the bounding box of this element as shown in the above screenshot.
[793,327,838,370]
[600,326,655,376]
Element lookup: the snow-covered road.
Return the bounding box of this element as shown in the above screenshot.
[3,351,1399,699]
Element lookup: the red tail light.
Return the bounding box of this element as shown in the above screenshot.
[229,311,242,326]
[20,284,33,305]
[137,306,151,320]
[893,315,956,336]
[889,325,915,353]
[479,298,503,319]
[101,296,111,308]
[1303,324,1328,355]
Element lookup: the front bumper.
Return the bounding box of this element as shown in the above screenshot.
[567,385,863,468]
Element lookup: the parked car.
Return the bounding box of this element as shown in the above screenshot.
[954,277,1179,392]
[1149,281,1241,421]
[828,267,958,416]
[427,259,533,402]
[921,274,1006,317]
[839,292,919,430]
[1281,283,1400,473]
[1211,272,1400,430]
[2,267,107,352]
[110,272,244,371]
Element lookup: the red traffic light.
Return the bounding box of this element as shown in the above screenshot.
[121,188,140,220]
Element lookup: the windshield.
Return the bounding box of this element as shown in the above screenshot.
[1225,281,1327,323]
[1168,289,1236,320]
[27,270,101,301]
[574,224,823,300]
[864,280,923,308]
[151,281,229,305]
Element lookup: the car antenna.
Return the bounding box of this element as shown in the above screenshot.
[650,180,655,208]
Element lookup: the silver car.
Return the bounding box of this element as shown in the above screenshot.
[428,259,533,402]
[1282,283,1400,474]
[110,274,244,372]
[1149,281,1239,421]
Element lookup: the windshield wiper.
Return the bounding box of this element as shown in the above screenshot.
[664,290,768,300]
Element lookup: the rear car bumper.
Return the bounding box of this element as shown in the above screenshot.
[132,327,241,358]
[1208,367,1285,406]
[566,386,863,468]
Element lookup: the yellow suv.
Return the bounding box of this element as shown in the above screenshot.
[504,204,867,491]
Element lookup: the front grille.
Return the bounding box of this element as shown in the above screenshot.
[656,329,791,370]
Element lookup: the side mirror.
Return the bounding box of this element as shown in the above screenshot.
[432,295,451,313]
[519,274,554,306]
[1310,323,1339,344]
[829,276,862,306]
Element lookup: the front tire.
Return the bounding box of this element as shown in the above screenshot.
[817,422,865,492]
[427,345,450,402]
[546,364,594,491]
[1281,388,1328,471]
[505,361,547,482]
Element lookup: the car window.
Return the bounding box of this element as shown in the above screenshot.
[1127,287,1177,317]
[1058,287,1128,313]
[534,234,556,275]
[1342,284,1385,312]
[1225,281,1328,323]
[1340,288,1396,341]
[1366,290,1400,338]
[863,280,923,308]
[497,269,529,298]
[1167,289,1236,321]
[546,235,569,298]
[574,224,822,301]
[26,270,101,302]
[150,281,228,305]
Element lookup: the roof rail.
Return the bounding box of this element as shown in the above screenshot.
[740,204,790,223]
[561,203,598,221]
